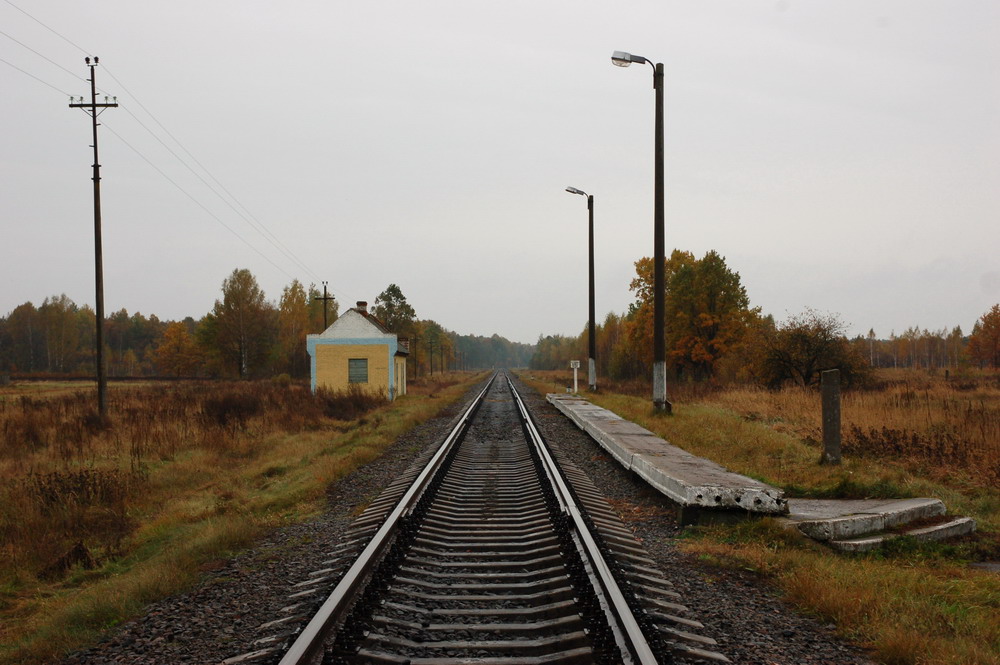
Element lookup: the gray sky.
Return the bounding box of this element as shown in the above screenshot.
[2,0,998,344]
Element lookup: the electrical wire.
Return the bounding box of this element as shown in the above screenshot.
[101,120,299,283]
[0,27,85,82]
[0,54,71,96]
[117,98,323,285]
[3,0,351,303]
[2,0,89,56]
[102,65,323,286]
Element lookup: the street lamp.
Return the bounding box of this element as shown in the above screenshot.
[611,50,671,413]
[566,186,596,391]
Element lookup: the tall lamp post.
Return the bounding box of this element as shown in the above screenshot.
[612,50,671,413]
[565,186,597,391]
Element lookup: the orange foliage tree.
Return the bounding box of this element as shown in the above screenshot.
[628,250,756,379]
[968,304,1000,369]
[154,322,203,376]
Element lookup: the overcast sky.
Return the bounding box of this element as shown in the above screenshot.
[2,1,998,344]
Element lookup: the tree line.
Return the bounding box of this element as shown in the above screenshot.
[369,284,534,376]
[530,249,1000,386]
[0,270,533,379]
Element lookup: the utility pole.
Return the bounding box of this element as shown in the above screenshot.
[69,57,117,419]
[313,281,336,329]
[410,333,419,379]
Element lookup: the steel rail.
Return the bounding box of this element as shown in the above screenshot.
[277,371,498,665]
[506,375,659,665]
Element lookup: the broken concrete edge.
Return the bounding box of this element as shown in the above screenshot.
[546,393,787,516]
[791,499,946,541]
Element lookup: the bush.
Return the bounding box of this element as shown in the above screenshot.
[201,392,262,429]
[752,309,871,389]
[315,385,386,420]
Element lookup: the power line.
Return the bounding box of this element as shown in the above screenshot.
[2,0,352,300]
[0,54,70,95]
[0,27,87,82]
[117,99,323,284]
[102,65,323,285]
[101,120,299,282]
[2,0,89,56]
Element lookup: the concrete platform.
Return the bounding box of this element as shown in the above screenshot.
[545,393,976,549]
[546,394,787,516]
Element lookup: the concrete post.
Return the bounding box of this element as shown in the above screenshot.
[821,369,841,465]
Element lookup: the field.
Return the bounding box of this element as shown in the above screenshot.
[520,369,1000,665]
[0,373,485,665]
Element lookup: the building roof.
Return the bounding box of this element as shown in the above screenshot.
[312,307,394,340]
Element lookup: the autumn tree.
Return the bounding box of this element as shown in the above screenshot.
[277,279,311,377]
[968,304,1000,369]
[530,334,578,370]
[627,250,755,379]
[154,322,202,376]
[755,309,869,388]
[372,284,416,334]
[2,302,42,372]
[207,268,276,378]
[38,294,80,372]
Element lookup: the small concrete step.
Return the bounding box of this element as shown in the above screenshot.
[829,517,977,553]
[785,498,946,541]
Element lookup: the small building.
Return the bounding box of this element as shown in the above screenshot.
[307,301,408,400]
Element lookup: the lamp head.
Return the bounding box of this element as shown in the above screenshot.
[565,187,587,196]
[612,50,647,67]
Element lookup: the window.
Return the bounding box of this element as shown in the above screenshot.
[348,358,368,384]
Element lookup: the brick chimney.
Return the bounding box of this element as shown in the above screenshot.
[356,301,368,314]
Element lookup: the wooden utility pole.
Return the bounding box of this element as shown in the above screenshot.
[820,369,842,465]
[313,281,336,329]
[69,57,116,419]
[410,333,419,379]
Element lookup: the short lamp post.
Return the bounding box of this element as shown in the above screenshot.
[565,186,597,391]
[612,50,671,413]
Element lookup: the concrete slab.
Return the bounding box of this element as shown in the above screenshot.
[829,517,977,553]
[546,394,787,515]
[782,498,946,541]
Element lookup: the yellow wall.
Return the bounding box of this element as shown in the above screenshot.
[315,344,389,395]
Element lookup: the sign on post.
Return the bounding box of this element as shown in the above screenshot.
[569,360,580,393]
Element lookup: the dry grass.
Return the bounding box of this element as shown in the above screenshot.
[680,520,1000,665]
[704,371,1000,488]
[517,369,1000,664]
[0,372,485,665]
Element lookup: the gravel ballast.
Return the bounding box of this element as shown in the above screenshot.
[61,375,876,665]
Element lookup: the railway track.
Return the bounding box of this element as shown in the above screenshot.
[224,373,726,665]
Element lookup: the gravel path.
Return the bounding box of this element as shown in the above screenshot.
[62,375,878,665]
